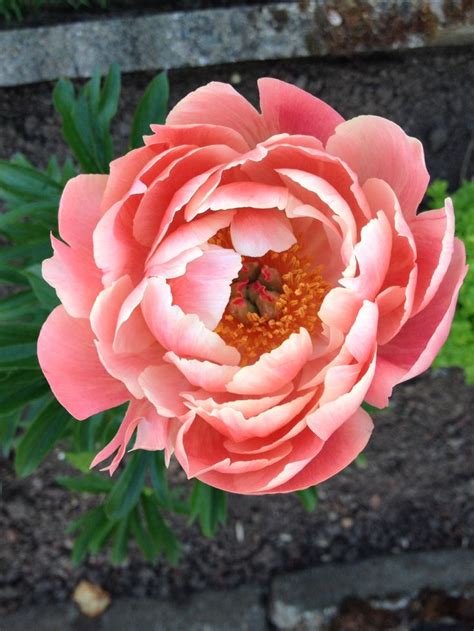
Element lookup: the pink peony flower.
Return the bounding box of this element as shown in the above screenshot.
[38,79,467,494]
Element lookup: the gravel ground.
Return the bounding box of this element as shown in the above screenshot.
[1,368,473,615]
[0,47,473,616]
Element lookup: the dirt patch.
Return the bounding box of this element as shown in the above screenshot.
[1,368,472,615]
[0,47,472,187]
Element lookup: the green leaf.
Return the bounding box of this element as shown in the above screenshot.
[189,480,227,538]
[0,371,50,414]
[15,398,71,477]
[57,473,113,494]
[104,451,149,521]
[0,342,39,370]
[355,453,368,470]
[149,451,171,508]
[130,507,159,563]
[0,322,40,345]
[23,264,59,311]
[0,409,21,457]
[110,514,131,565]
[297,486,319,512]
[70,506,108,565]
[65,450,96,473]
[142,493,180,565]
[0,290,43,321]
[130,71,169,149]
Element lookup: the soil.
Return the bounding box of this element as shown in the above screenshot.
[0,0,269,30]
[0,47,473,187]
[1,368,473,615]
[0,46,473,616]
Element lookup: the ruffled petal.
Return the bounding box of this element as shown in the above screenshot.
[230,208,296,257]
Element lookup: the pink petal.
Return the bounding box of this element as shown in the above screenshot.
[226,328,313,395]
[230,208,296,257]
[326,115,429,219]
[268,407,373,494]
[165,352,240,392]
[142,277,240,366]
[306,301,378,440]
[258,77,344,144]
[134,145,238,248]
[169,247,242,329]
[340,211,393,300]
[146,123,249,153]
[90,399,169,475]
[166,81,268,147]
[149,209,235,266]
[100,146,155,214]
[197,182,288,213]
[139,364,191,417]
[410,199,455,315]
[58,174,108,251]
[93,195,148,285]
[366,239,467,407]
[42,235,103,318]
[37,306,129,420]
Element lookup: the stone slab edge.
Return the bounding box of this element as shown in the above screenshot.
[0,584,266,631]
[1,0,473,87]
[270,548,474,627]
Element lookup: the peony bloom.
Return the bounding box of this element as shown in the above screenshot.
[38,79,467,494]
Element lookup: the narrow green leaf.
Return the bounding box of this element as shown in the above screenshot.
[0,372,49,414]
[189,480,227,538]
[355,453,368,470]
[23,264,59,311]
[130,507,159,563]
[0,342,39,370]
[71,507,108,565]
[65,451,96,473]
[130,71,169,149]
[0,322,40,345]
[15,398,71,476]
[0,409,21,457]
[110,514,131,565]
[104,451,149,521]
[142,493,180,565]
[56,473,113,494]
[149,451,171,508]
[99,63,121,125]
[296,486,319,512]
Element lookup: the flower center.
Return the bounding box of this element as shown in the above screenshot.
[212,231,331,366]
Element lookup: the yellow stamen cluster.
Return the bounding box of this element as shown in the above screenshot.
[212,231,331,366]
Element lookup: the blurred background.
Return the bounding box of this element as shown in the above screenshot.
[0,2,473,630]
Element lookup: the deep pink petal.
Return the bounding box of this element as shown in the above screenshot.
[258,78,344,144]
[37,306,128,420]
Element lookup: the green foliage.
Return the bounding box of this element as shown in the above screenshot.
[0,0,108,23]
[53,64,121,173]
[296,486,318,512]
[427,179,474,382]
[130,71,170,149]
[0,63,224,567]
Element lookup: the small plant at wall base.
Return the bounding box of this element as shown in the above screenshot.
[0,65,469,566]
